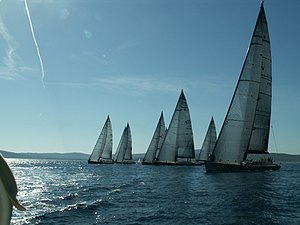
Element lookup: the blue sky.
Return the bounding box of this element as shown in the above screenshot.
[0,0,299,155]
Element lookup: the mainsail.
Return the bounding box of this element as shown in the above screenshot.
[124,123,132,161]
[197,117,217,161]
[210,2,272,165]
[143,112,166,163]
[156,90,195,163]
[114,123,133,163]
[247,3,272,154]
[88,116,113,163]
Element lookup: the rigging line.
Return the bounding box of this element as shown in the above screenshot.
[271,125,279,153]
[24,0,45,88]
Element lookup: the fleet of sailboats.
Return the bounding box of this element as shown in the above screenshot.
[2,2,283,223]
[88,118,134,164]
[88,2,280,172]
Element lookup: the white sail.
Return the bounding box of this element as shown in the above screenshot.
[198,117,217,161]
[124,123,132,160]
[248,4,272,154]
[143,112,166,163]
[113,125,128,163]
[114,123,132,163]
[89,116,113,162]
[176,91,195,159]
[157,90,195,163]
[211,2,270,164]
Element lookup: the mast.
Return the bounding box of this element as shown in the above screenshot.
[210,2,267,164]
[143,112,166,163]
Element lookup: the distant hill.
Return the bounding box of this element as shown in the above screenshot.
[0,150,299,162]
[0,150,89,160]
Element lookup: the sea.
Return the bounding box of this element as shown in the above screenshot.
[7,159,300,225]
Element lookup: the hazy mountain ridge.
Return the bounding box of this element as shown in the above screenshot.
[0,150,299,162]
[0,150,89,160]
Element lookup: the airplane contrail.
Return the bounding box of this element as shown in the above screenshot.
[24,0,45,88]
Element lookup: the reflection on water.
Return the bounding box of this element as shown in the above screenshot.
[7,159,300,225]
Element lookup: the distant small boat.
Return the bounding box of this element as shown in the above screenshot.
[114,123,134,164]
[205,1,281,172]
[142,112,166,165]
[0,154,25,225]
[88,116,113,164]
[155,90,197,165]
[197,117,217,163]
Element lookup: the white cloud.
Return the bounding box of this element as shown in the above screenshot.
[0,16,37,81]
[60,8,70,20]
[0,17,18,80]
[83,29,92,39]
[46,81,88,87]
[92,75,181,94]
[93,73,231,95]
[0,18,13,43]
[46,73,227,97]
[30,0,54,3]
[46,74,181,94]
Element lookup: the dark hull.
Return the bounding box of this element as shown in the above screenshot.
[114,161,135,164]
[88,160,114,164]
[141,161,155,165]
[205,162,281,173]
[153,161,202,166]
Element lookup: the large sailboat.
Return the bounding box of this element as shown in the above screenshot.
[155,90,196,165]
[114,123,134,164]
[142,112,166,165]
[197,117,217,162]
[88,116,113,164]
[205,1,280,172]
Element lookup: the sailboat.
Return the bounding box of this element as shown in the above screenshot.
[88,116,113,164]
[114,123,134,164]
[197,117,217,163]
[205,1,281,172]
[155,90,196,165]
[142,112,166,165]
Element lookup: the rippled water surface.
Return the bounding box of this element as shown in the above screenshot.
[8,159,300,225]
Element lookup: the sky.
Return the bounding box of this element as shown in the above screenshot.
[0,0,299,155]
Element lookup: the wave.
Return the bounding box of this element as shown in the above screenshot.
[28,198,117,225]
